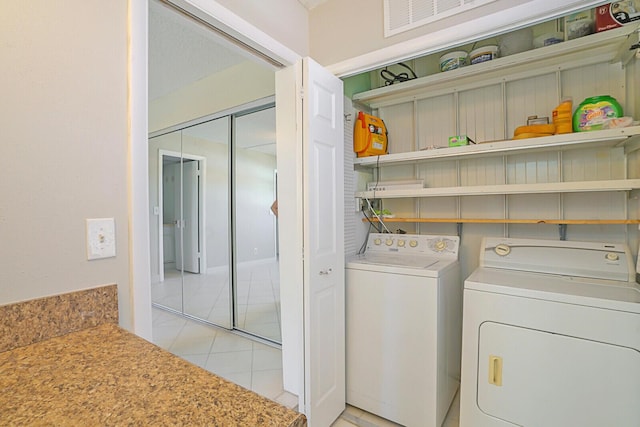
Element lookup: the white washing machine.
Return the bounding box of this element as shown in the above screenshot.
[460,237,640,427]
[346,233,462,427]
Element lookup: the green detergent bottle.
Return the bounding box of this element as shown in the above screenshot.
[573,95,623,132]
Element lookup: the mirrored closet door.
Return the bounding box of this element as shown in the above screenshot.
[149,104,281,343]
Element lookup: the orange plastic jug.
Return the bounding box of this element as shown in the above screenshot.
[553,98,573,134]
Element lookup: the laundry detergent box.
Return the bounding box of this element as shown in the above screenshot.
[595,1,640,32]
[565,9,595,40]
[448,135,471,147]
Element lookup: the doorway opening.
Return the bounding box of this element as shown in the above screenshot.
[148,0,280,344]
[149,104,281,344]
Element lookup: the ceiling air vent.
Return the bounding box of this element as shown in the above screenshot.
[384,0,497,37]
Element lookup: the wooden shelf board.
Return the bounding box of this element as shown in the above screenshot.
[363,218,640,225]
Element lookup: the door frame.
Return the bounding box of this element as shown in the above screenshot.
[157,149,206,282]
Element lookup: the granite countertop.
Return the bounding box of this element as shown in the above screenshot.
[0,323,306,426]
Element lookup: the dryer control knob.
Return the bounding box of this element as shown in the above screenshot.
[385,239,394,246]
[434,240,447,251]
[409,240,418,248]
[374,238,382,245]
[605,252,619,261]
[397,239,406,247]
[494,244,511,256]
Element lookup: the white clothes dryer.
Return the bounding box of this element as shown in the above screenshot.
[346,233,462,427]
[460,237,640,427]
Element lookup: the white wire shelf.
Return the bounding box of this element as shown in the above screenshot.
[353,126,640,168]
[355,179,640,199]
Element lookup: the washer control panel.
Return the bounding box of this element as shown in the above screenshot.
[366,233,459,258]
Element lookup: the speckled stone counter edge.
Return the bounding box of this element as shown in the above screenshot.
[0,323,307,426]
[0,284,118,352]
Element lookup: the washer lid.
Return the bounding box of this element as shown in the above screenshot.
[466,267,640,313]
[347,253,457,277]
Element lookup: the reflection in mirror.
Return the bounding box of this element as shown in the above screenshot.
[181,118,231,327]
[233,106,280,342]
[149,105,281,345]
[149,117,232,329]
[149,130,184,313]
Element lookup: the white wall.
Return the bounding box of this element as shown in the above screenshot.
[206,0,309,57]
[309,0,607,74]
[149,61,275,133]
[0,2,133,327]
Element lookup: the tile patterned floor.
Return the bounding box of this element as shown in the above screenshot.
[151,307,295,408]
[151,259,282,342]
[151,307,460,426]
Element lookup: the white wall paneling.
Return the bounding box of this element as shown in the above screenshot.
[344,97,360,257]
[459,157,505,186]
[417,95,456,149]
[459,85,505,143]
[377,102,415,154]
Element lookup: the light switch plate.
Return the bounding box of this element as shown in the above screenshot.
[86,218,116,260]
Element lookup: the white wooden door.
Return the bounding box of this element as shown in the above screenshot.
[276,57,345,427]
[302,58,345,427]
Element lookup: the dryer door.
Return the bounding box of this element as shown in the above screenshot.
[477,322,640,426]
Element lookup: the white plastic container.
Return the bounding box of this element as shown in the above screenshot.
[439,51,468,72]
[469,45,499,65]
[498,27,533,56]
[533,32,564,48]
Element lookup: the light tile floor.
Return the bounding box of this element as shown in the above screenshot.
[152,258,282,342]
[151,307,460,427]
[151,307,295,407]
